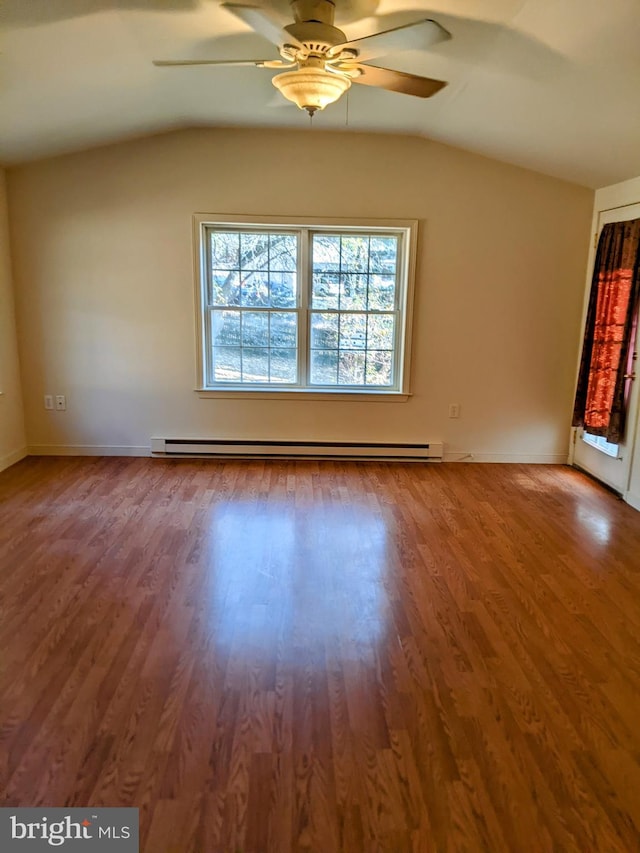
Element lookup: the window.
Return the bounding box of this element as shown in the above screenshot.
[582,432,620,458]
[193,215,417,395]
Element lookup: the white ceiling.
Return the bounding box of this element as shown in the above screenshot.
[2,0,640,188]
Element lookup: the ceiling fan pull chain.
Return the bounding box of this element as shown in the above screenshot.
[345,89,350,127]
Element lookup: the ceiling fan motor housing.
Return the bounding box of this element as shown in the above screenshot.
[284,21,346,53]
[290,0,336,25]
[286,0,346,53]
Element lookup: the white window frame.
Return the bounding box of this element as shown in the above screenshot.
[193,214,418,399]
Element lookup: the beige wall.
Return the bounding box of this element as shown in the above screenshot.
[7,128,593,460]
[0,168,26,471]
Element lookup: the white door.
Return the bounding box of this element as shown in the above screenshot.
[572,203,640,494]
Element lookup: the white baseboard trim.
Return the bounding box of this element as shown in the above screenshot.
[624,490,640,512]
[28,445,151,457]
[0,446,28,473]
[443,451,570,464]
[19,446,571,465]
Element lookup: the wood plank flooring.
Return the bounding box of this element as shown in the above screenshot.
[1,457,640,852]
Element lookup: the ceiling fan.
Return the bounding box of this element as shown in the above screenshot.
[153,0,451,115]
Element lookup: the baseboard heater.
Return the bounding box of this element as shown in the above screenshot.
[151,438,443,461]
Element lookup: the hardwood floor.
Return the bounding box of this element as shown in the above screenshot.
[1,457,640,852]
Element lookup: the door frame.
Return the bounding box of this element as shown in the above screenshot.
[569,200,640,497]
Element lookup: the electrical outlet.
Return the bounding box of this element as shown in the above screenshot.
[448,403,461,419]
[44,395,54,410]
[55,395,67,411]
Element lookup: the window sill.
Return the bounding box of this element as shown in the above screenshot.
[195,388,410,402]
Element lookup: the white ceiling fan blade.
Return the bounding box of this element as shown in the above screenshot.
[220,3,301,47]
[153,59,290,68]
[331,19,450,62]
[350,64,447,98]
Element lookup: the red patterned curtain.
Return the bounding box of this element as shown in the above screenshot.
[572,218,640,443]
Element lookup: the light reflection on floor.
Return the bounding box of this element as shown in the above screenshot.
[202,498,390,659]
[575,504,612,546]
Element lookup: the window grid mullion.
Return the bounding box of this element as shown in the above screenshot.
[239,310,244,381]
[299,229,310,386]
[267,235,271,383]
[338,235,344,384]
[267,311,271,382]
[364,235,371,383]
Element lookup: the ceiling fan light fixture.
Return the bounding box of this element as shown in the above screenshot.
[272,67,351,115]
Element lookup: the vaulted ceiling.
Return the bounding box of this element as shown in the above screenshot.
[3,0,639,188]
